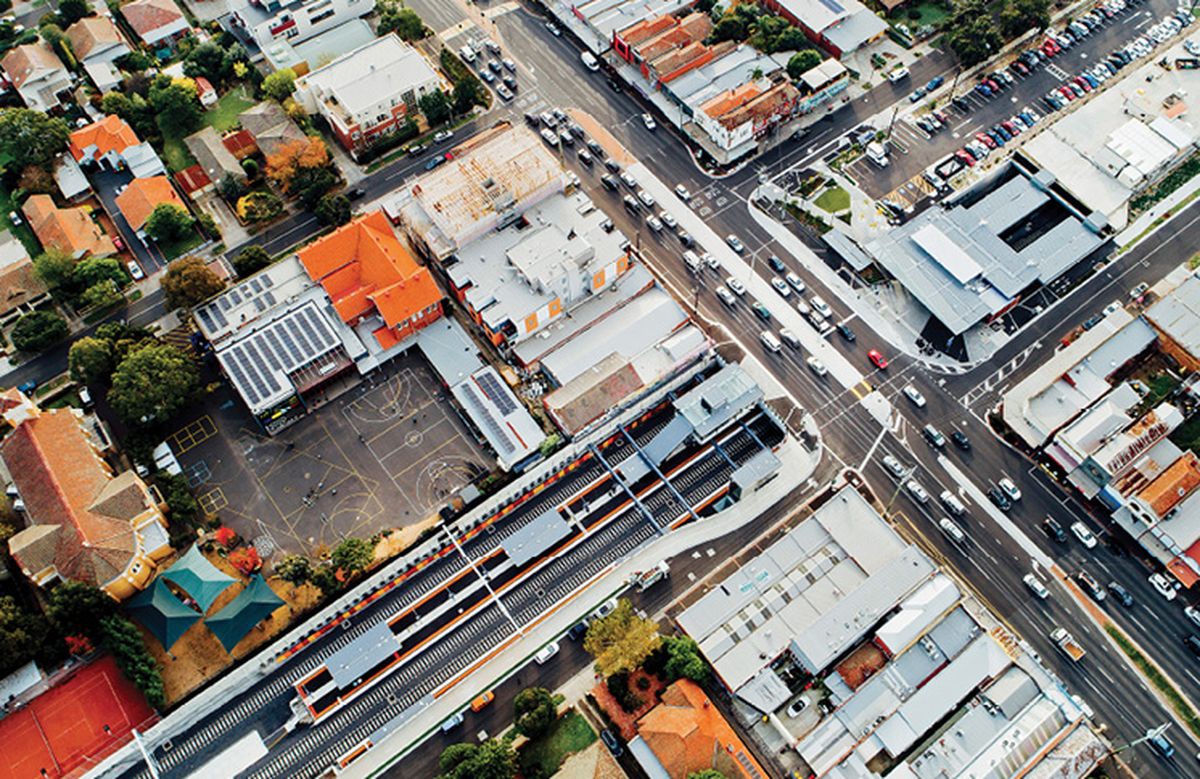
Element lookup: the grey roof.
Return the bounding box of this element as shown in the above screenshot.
[821,9,888,52]
[185,127,244,183]
[665,46,789,110]
[502,508,571,567]
[731,449,781,492]
[822,229,873,272]
[1146,272,1200,359]
[327,619,399,689]
[415,316,483,386]
[641,413,692,466]
[450,366,545,471]
[674,363,762,442]
[239,101,307,156]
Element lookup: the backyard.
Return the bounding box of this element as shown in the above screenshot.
[160,86,258,173]
[519,708,596,778]
[0,153,41,256]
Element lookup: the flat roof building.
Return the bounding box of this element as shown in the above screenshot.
[1145,270,1200,372]
[543,0,691,54]
[763,0,888,57]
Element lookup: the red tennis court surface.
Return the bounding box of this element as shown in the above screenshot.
[0,656,157,779]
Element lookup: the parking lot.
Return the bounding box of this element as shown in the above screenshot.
[171,352,490,555]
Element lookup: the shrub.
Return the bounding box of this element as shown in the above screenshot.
[100,615,165,708]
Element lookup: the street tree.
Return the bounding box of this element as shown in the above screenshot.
[161,256,225,310]
[0,108,70,170]
[786,50,822,79]
[69,336,116,384]
[437,738,518,779]
[262,68,297,102]
[144,203,195,243]
[58,0,90,24]
[293,165,339,210]
[80,280,124,310]
[378,2,427,40]
[32,247,77,288]
[234,245,273,277]
[331,537,375,575]
[513,686,556,738]
[11,311,68,353]
[583,599,662,676]
[108,342,199,426]
[419,90,452,127]
[452,78,482,115]
[48,581,115,639]
[74,256,127,288]
[314,193,351,226]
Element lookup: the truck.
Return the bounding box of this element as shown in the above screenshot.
[866,141,889,167]
[633,561,670,591]
[1050,627,1085,662]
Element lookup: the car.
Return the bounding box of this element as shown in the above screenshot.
[836,322,856,342]
[641,113,657,131]
[484,38,501,54]
[766,255,787,273]
[674,184,692,201]
[908,87,926,102]
[126,260,145,281]
[407,142,426,156]
[902,385,926,408]
[658,211,677,230]
[502,57,517,71]
[1024,573,1050,599]
[702,252,719,270]
[538,129,558,146]
[868,350,888,369]
[806,357,828,376]
[922,425,946,449]
[567,620,589,641]
[976,132,997,149]
[1147,727,1176,758]
[770,277,792,298]
[600,729,623,757]
[600,218,613,233]
[726,277,746,296]
[1108,581,1134,607]
[1042,516,1068,543]
[592,598,618,619]
[715,286,736,306]
[726,235,745,253]
[623,194,640,213]
[646,215,663,232]
[111,235,126,251]
[637,189,655,208]
[906,480,930,503]
[774,327,800,350]
[600,174,618,191]
[882,454,907,480]
[950,430,971,450]
[545,21,561,35]
[926,75,944,91]
[751,301,771,321]
[956,150,977,167]
[502,75,518,91]
[480,69,495,83]
[440,711,465,732]
[619,171,638,189]
[809,296,832,318]
[939,517,966,544]
[603,158,621,174]
[1076,571,1107,602]
[577,148,594,166]
[677,230,694,248]
[987,488,1012,512]
[533,641,560,665]
[888,67,911,83]
[939,491,966,516]
[785,272,806,293]
[1149,572,1178,600]
[785,696,809,717]
[16,380,36,395]
[1071,521,1098,548]
[1187,605,1200,628]
[558,129,574,145]
[1071,694,1095,719]
[470,691,495,712]
[998,477,1021,502]
[1129,282,1149,299]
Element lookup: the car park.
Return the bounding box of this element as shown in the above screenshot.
[1024,573,1050,599]
[1071,521,1098,548]
[1149,572,1178,600]
[1076,571,1106,602]
[902,385,926,408]
[906,480,930,503]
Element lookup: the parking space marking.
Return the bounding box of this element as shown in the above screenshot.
[1046,63,1070,80]
[169,416,217,453]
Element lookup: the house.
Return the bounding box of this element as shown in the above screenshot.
[293,34,441,154]
[0,42,71,111]
[229,0,376,56]
[0,235,50,327]
[195,75,217,107]
[65,16,131,64]
[22,194,117,259]
[122,0,191,52]
[238,101,306,157]
[69,115,167,177]
[0,390,171,601]
[116,176,188,241]
[184,126,245,186]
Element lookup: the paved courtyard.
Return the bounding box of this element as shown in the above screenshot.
[172,352,490,556]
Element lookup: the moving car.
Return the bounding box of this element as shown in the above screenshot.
[809,295,832,318]
[806,357,828,376]
[641,113,657,131]
[1070,521,1098,548]
[1076,571,1106,602]
[470,691,495,712]
[1042,516,1068,543]
[868,350,888,369]
[902,385,926,408]
[987,487,1012,512]
[785,272,806,293]
[726,277,746,296]
[922,424,946,449]
[882,455,907,480]
[767,256,787,273]
[950,430,971,450]
[674,184,692,201]
[1024,573,1050,599]
[715,286,736,307]
[998,477,1021,502]
[836,322,856,342]
[906,480,930,503]
[1108,581,1134,607]
[726,235,745,253]
[770,277,792,297]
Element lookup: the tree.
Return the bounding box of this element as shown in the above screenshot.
[144,203,195,243]
[749,15,790,52]
[149,76,202,136]
[234,245,272,276]
[19,164,56,194]
[437,739,518,779]
[663,636,708,683]
[266,136,330,192]
[315,193,351,226]
[32,247,77,287]
[100,615,165,708]
[109,342,199,425]
[293,166,339,210]
[101,90,158,139]
[40,22,65,47]
[48,581,115,639]
[786,50,822,80]
[0,108,70,170]
[11,311,68,353]
[513,687,556,738]
[944,1,1001,66]
[74,256,127,288]
[218,172,246,201]
[157,471,201,527]
[58,0,89,24]
[69,336,115,384]
[80,280,124,309]
[584,599,661,677]
[1000,0,1049,37]
[238,191,285,222]
[378,2,428,40]
[0,595,53,677]
[452,78,482,115]
[773,26,808,52]
[262,68,297,102]
[274,554,313,585]
[331,537,375,575]
[184,41,232,84]
[688,771,727,779]
[419,90,452,127]
[161,256,225,309]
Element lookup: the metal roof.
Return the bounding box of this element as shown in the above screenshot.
[451,366,545,472]
[502,508,571,567]
[1146,272,1200,360]
[674,363,762,442]
[326,620,399,689]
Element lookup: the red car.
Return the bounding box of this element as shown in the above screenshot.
[976,133,997,149]
[955,149,976,167]
[868,350,888,370]
[111,235,125,251]
[1058,85,1075,101]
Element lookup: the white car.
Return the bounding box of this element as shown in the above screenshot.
[641,113,657,131]
[433,130,454,143]
[998,477,1021,501]
[1071,694,1095,719]
[810,295,833,318]
[906,480,930,503]
[1070,521,1098,548]
[887,67,910,83]
[533,641,560,665]
[637,189,656,208]
[881,455,906,480]
[658,211,677,230]
[726,235,745,253]
[1186,605,1200,628]
[540,128,559,145]
[715,286,735,307]
[726,277,747,296]
[806,357,827,376]
[902,385,926,408]
[770,277,792,298]
[646,215,663,232]
[1149,572,1178,601]
[702,253,719,270]
[786,696,809,717]
[127,260,145,281]
[674,184,692,201]
[785,272,806,293]
[620,171,638,189]
[1023,573,1050,599]
[593,598,618,619]
[779,328,801,349]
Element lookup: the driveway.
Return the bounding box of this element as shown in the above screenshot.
[88,166,166,275]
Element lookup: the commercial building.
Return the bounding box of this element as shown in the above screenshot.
[543,0,691,55]
[259,17,375,75]
[693,72,801,158]
[0,390,171,601]
[229,0,375,57]
[122,0,191,52]
[293,34,441,154]
[22,194,117,259]
[0,42,70,111]
[761,0,888,57]
[675,484,1106,779]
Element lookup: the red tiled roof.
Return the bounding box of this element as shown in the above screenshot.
[637,680,768,779]
[69,115,141,162]
[122,0,184,37]
[174,164,212,195]
[116,175,186,230]
[222,129,258,159]
[1138,451,1200,518]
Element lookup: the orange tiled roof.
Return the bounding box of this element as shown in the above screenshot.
[617,14,678,46]
[1139,451,1200,517]
[639,13,713,61]
[70,115,141,162]
[116,175,186,230]
[0,42,65,89]
[637,680,768,779]
[222,129,258,159]
[22,194,116,258]
[0,258,48,317]
[298,210,442,331]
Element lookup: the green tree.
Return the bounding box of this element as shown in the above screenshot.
[513,686,556,738]
[109,342,199,425]
[100,615,165,708]
[184,41,233,84]
[156,471,201,527]
[69,336,115,384]
[144,203,195,243]
[786,49,822,80]
[11,311,68,353]
[95,321,155,360]
[32,247,77,288]
[688,771,727,779]
[749,15,790,52]
[663,636,708,683]
[0,108,70,170]
[314,193,351,226]
[0,595,53,677]
[149,76,202,136]
[80,280,124,309]
[58,0,89,24]
[274,554,313,585]
[74,256,127,288]
[218,172,247,201]
[48,581,115,639]
[161,255,225,309]
[330,537,375,575]
[234,245,272,277]
[944,1,1000,66]
[294,165,339,210]
[772,26,809,52]
[710,15,748,43]
[419,90,452,127]
[262,68,297,102]
[452,78,482,115]
[999,0,1049,38]
[40,22,65,47]
[438,739,518,779]
[378,3,428,40]
[583,599,662,677]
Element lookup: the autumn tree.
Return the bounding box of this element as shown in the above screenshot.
[266,136,330,193]
[161,255,225,310]
[274,554,313,585]
[583,599,662,677]
[109,342,199,425]
[69,336,116,384]
[261,68,297,102]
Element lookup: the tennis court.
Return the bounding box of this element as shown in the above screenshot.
[0,656,157,779]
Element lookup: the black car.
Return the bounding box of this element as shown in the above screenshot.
[604,157,621,173]
[600,174,618,191]
[767,255,787,273]
[567,621,589,641]
[347,187,365,200]
[987,487,1011,512]
[524,112,539,126]
[953,96,970,111]
[950,430,971,450]
[586,139,603,156]
[488,60,502,73]
[1186,635,1200,658]
[600,729,624,756]
[1108,581,1134,607]
[1042,517,1068,543]
[502,75,518,91]
[836,322,856,342]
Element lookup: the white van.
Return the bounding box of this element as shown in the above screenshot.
[459,45,476,63]
[938,490,966,516]
[581,52,600,72]
[760,331,782,353]
[682,250,702,273]
[939,517,966,544]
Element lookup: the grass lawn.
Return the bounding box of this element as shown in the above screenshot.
[160,132,198,174]
[519,709,597,777]
[0,179,43,256]
[157,229,205,261]
[815,186,851,213]
[891,0,950,29]
[204,86,256,133]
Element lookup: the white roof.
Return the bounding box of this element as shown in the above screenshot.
[910,223,982,283]
[301,33,437,118]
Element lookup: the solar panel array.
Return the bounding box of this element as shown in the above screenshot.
[475,370,517,415]
[456,381,515,455]
[196,268,281,337]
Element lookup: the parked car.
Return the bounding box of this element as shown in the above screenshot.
[641,113,657,131]
[127,260,145,281]
[1070,521,1098,548]
[1149,572,1178,600]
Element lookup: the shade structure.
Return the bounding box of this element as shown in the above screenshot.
[161,545,236,612]
[204,575,285,653]
[125,578,201,650]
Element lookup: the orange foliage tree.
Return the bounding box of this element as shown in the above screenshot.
[265,137,330,193]
[228,546,262,576]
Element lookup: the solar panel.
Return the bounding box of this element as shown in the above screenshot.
[475,371,517,415]
[249,279,262,293]
[218,297,232,311]
[287,318,315,355]
[229,289,242,305]
[294,313,321,352]
[274,322,303,364]
[254,299,266,312]
[210,305,229,329]
[458,383,514,454]
[197,308,215,330]
[263,329,290,368]
[223,352,260,405]
[243,341,281,391]
[233,346,271,401]
[303,308,333,346]
[262,274,274,288]
[248,335,283,373]
[263,291,276,307]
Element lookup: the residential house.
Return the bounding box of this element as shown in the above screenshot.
[0,42,71,111]
[22,194,117,259]
[230,0,376,55]
[122,0,191,52]
[185,127,246,186]
[0,236,50,327]
[69,115,167,178]
[0,389,171,601]
[293,33,441,154]
[238,101,306,157]
[116,176,189,242]
[65,16,131,63]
